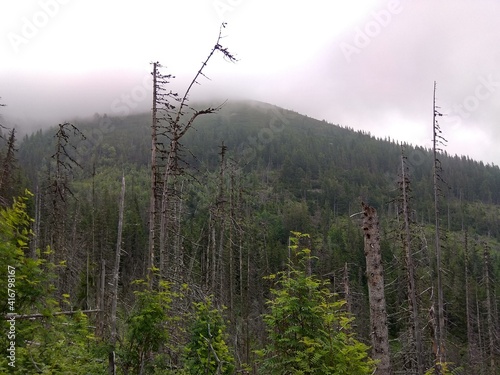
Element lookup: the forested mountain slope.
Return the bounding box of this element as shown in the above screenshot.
[4,100,499,373]
[19,100,500,238]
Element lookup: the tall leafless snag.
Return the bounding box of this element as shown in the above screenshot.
[148,23,236,287]
[148,61,174,287]
[482,241,497,374]
[362,202,392,375]
[463,230,482,373]
[432,81,447,370]
[206,142,228,305]
[109,174,125,375]
[48,122,86,297]
[398,149,424,375]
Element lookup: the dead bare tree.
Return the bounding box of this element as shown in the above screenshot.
[399,149,424,375]
[463,230,482,373]
[148,61,175,286]
[482,241,496,374]
[432,81,447,370]
[109,174,125,375]
[49,122,86,297]
[148,23,236,288]
[362,202,392,375]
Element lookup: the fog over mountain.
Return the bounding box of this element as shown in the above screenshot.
[1,0,499,165]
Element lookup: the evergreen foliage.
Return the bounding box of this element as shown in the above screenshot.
[257,232,375,374]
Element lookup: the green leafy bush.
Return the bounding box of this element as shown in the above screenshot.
[0,191,107,374]
[184,296,235,375]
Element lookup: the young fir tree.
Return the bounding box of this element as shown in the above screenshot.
[257,232,375,374]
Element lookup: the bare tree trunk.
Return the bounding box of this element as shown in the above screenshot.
[432,81,446,367]
[362,202,392,375]
[31,184,42,258]
[159,153,172,283]
[343,262,352,314]
[97,259,106,337]
[217,143,227,305]
[483,242,496,374]
[147,62,159,287]
[477,290,485,372]
[400,153,423,375]
[464,230,475,370]
[109,175,125,375]
[229,171,235,320]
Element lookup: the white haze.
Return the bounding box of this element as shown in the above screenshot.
[1,0,499,165]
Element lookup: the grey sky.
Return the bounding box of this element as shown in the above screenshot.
[1,0,499,165]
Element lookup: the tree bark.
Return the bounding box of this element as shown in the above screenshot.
[483,242,496,374]
[109,174,125,375]
[464,230,475,370]
[400,153,424,375]
[432,81,446,367]
[148,62,158,287]
[362,202,392,375]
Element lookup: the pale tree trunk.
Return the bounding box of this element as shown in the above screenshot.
[432,81,446,368]
[476,290,485,372]
[31,184,42,259]
[217,143,227,305]
[362,202,392,375]
[97,259,106,337]
[400,153,423,375]
[228,171,235,320]
[343,262,352,314]
[464,230,475,370]
[109,174,125,375]
[147,62,158,287]
[483,242,496,374]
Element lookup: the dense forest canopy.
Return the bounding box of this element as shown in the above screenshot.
[18,100,500,238]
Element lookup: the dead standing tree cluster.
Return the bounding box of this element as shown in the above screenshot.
[147,23,237,288]
[398,149,424,375]
[49,122,86,297]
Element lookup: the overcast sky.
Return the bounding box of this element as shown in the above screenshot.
[1,0,499,165]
